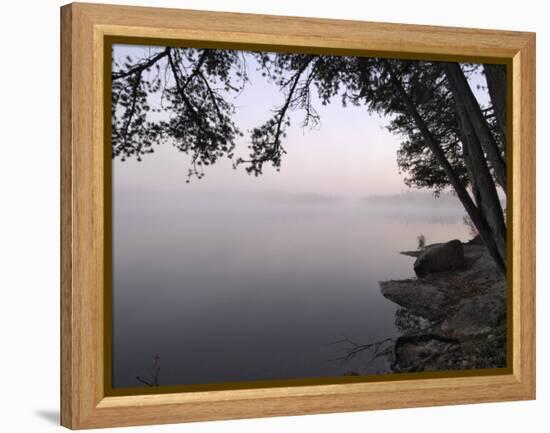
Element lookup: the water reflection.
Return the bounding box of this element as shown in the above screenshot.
[112,190,469,387]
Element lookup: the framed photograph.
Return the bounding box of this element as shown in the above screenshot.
[60,3,536,429]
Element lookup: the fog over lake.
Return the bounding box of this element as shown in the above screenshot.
[112,189,469,387]
[110,44,487,388]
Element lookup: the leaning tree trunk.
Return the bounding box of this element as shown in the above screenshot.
[384,61,506,274]
[484,63,507,150]
[443,63,507,193]
[458,126,481,206]
[454,100,507,267]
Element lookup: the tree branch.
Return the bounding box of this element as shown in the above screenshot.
[119,71,142,149]
[273,57,316,150]
[112,48,170,81]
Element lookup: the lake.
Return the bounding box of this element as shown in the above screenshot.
[111,190,470,388]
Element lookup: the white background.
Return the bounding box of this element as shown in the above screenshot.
[0,0,546,431]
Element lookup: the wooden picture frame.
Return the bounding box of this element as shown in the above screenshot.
[61,2,536,429]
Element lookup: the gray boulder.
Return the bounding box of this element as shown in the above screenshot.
[380,279,450,320]
[413,239,465,277]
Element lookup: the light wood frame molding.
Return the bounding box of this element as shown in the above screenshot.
[60,2,536,429]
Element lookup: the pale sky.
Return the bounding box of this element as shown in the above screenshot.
[112,45,491,198]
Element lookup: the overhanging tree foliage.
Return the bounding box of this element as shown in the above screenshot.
[112,47,507,274]
[112,47,248,180]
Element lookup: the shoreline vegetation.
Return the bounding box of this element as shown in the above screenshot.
[378,237,507,373]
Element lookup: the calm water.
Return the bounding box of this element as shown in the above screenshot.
[112,190,469,388]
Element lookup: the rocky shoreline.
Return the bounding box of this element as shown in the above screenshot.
[379,238,507,373]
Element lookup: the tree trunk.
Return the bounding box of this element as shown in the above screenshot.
[484,63,507,151]
[459,128,481,205]
[443,63,507,193]
[384,61,506,274]
[454,98,507,266]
